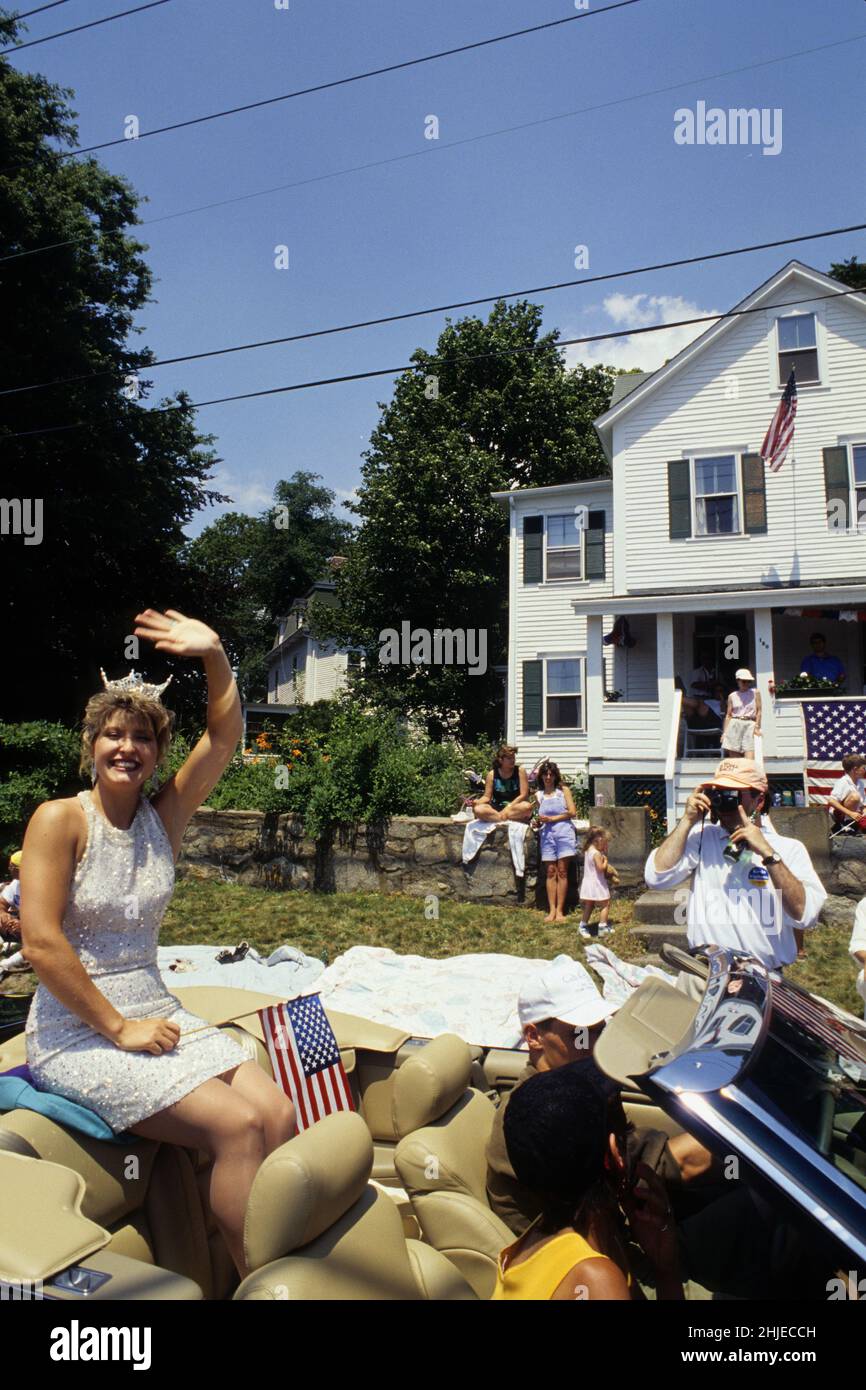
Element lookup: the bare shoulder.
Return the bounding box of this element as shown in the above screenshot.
[26,797,84,837]
[24,797,86,864]
[552,1254,631,1301]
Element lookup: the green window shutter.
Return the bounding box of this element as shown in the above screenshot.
[742,453,768,535]
[585,509,606,578]
[523,516,543,583]
[823,446,850,531]
[667,460,691,539]
[522,660,543,732]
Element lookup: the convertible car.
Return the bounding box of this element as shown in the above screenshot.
[1,945,865,1301]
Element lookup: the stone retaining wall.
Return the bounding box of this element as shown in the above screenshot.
[177,806,653,906]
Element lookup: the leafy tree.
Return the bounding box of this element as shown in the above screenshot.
[315,300,616,739]
[829,256,866,292]
[183,473,353,699]
[0,11,224,722]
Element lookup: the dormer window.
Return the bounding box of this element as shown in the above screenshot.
[777,313,818,386]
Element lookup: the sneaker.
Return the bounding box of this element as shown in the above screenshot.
[597,924,614,937]
[578,924,594,940]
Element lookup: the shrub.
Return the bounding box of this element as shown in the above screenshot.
[0,721,81,857]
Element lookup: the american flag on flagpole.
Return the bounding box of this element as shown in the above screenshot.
[802,699,866,804]
[760,368,798,473]
[259,994,355,1131]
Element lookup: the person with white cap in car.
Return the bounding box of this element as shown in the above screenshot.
[485,961,711,1235]
[721,669,761,758]
[645,757,826,973]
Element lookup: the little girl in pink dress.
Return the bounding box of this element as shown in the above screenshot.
[579,827,613,940]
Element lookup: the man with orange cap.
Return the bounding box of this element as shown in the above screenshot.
[645,758,826,970]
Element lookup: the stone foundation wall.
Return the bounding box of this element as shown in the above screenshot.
[177,806,653,906]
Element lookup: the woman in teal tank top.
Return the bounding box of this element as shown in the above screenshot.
[474,745,532,823]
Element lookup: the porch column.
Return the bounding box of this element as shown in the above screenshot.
[754,608,776,757]
[587,615,605,758]
[657,612,675,751]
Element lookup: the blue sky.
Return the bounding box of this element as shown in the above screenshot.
[10,0,866,531]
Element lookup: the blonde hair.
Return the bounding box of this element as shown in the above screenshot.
[80,690,174,778]
[582,825,608,853]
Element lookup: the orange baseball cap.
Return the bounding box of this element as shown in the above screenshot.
[704,758,768,792]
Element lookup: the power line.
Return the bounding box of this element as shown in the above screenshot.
[35,0,644,160]
[5,285,864,441]
[4,220,864,400]
[9,1,75,19]
[2,30,862,268]
[0,0,171,54]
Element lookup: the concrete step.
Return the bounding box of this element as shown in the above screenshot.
[628,922,689,950]
[633,887,688,924]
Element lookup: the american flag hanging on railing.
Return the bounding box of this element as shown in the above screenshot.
[760,369,798,473]
[802,699,866,804]
[259,994,355,1131]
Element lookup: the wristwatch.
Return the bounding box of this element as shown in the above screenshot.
[761,851,782,867]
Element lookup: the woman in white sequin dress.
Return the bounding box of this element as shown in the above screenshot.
[21,609,296,1277]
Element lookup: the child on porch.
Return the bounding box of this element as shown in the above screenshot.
[578,827,614,940]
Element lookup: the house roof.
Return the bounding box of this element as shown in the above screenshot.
[491,477,611,504]
[571,579,866,617]
[592,260,866,461]
[608,371,653,407]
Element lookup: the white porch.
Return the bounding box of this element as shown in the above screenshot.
[577,585,866,830]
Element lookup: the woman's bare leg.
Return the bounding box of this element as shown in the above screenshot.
[555,860,569,920]
[473,804,501,822]
[224,1060,296,1154]
[544,863,557,922]
[502,803,532,823]
[129,1077,267,1277]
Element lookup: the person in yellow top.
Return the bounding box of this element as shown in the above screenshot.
[492,1061,683,1300]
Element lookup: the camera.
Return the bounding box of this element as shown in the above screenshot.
[707,787,740,814]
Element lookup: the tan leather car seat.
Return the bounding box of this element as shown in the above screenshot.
[234,1110,476,1300]
[392,1041,516,1299]
[0,1020,273,1299]
[360,1032,475,1183]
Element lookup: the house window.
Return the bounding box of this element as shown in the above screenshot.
[693,455,740,536]
[546,514,583,579]
[546,658,584,729]
[776,313,819,386]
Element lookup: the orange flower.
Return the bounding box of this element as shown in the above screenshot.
[322,755,330,762]
[292,749,303,757]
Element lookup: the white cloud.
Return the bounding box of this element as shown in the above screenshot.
[212,469,273,512]
[564,293,719,375]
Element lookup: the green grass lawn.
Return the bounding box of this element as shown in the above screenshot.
[160,878,863,1017]
[160,878,646,966]
[5,879,860,1021]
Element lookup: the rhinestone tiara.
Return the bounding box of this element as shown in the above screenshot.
[100,668,173,701]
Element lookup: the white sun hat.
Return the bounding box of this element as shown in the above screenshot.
[518,961,617,1030]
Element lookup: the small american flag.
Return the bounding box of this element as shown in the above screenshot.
[760,369,798,473]
[803,699,866,804]
[259,994,354,1131]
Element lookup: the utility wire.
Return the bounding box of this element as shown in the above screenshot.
[3,220,864,400]
[27,0,643,159]
[9,1,75,20]
[5,285,864,441]
[0,0,171,54]
[2,31,862,267]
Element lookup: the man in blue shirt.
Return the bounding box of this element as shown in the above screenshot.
[800,632,846,685]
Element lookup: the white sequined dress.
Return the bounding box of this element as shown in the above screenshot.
[26,790,247,1132]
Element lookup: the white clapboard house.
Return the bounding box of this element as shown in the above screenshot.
[494,260,866,829]
[242,580,358,745]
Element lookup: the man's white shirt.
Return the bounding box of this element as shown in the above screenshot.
[645,820,827,969]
